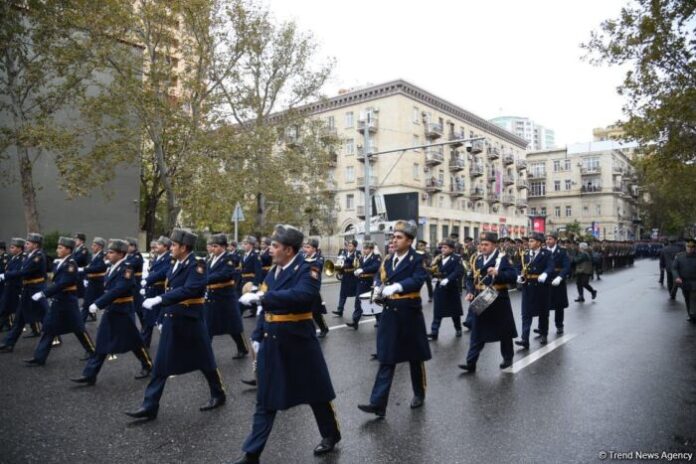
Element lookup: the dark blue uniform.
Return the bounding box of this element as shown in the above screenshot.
[242,255,338,456]
[240,250,262,288]
[0,252,9,317]
[32,258,95,364]
[336,250,360,315]
[82,259,152,381]
[305,254,329,334]
[259,248,272,280]
[518,248,554,342]
[81,250,108,322]
[352,252,382,324]
[0,253,24,328]
[126,251,145,325]
[368,248,430,410]
[140,253,224,415]
[464,250,518,366]
[205,251,248,355]
[547,246,571,331]
[141,251,171,347]
[71,244,91,299]
[431,253,465,337]
[3,249,49,347]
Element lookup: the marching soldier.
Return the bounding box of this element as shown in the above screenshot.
[459,232,518,372]
[72,233,91,301]
[357,220,430,417]
[660,238,682,299]
[81,237,108,323]
[0,242,8,315]
[514,232,554,349]
[0,233,48,352]
[125,237,145,326]
[239,236,262,317]
[205,233,249,359]
[71,239,152,385]
[416,240,434,302]
[303,238,329,337]
[126,229,225,420]
[233,224,340,463]
[0,238,24,331]
[24,237,95,366]
[428,238,464,340]
[259,237,272,280]
[347,241,382,330]
[331,239,360,318]
[673,238,696,323]
[544,233,571,335]
[140,236,172,347]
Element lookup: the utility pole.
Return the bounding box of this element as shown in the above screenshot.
[363,111,373,240]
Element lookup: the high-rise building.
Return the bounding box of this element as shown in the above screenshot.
[294,80,530,249]
[526,140,642,240]
[490,116,556,151]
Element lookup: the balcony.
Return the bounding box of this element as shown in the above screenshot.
[426,178,444,193]
[517,179,529,190]
[449,156,466,172]
[425,148,444,166]
[528,191,544,198]
[357,117,378,134]
[469,187,484,200]
[448,131,466,148]
[581,166,602,176]
[487,147,500,160]
[502,195,515,206]
[487,192,501,204]
[356,176,377,191]
[516,199,528,209]
[612,166,624,176]
[328,150,337,167]
[516,160,527,171]
[528,171,546,180]
[467,139,485,155]
[469,164,484,177]
[502,153,515,165]
[320,126,338,141]
[357,145,378,163]
[580,185,602,194]
[503,174,515,186]
[450,183,466,197]
[424,122,443,139]
[285,133,302,149]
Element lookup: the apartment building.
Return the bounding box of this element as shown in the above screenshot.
[490,116,556,151]
[526,141,642,240]
[298,80,530,246]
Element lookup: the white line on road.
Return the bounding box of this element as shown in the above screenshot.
[503,333,577,374]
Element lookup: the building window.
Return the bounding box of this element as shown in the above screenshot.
[531,207,537,215]
[541,207,547,216]
[565,179,572,191]
[345,166,355,183]
[596,204,602,215]
[412,107,420,124]
[442,225,449,239]
[530,162,546,177]
[452,226,460,237]
[429,224,437,246]
[439,196,444,208]
[565,205,572,217]
[530,181,546,196]
[554,206,561,218]
[327,116,335,129]
[554,180,561,192]
[345,112,354,128]
[346,194,354,210]
[345,138,354,155]
[413,163,420,180]
[583,157,600,170]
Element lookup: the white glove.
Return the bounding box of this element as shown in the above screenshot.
[89,303,98,314]
[250,285,258,292]
[551,276,563,286]
[354,268,363,276]
[140,279,147,287]
[382,283,403,297]
[139,288,146,296]
[78,267,85,273]
[431,278,439,286]
[0,274,5,281]
[239,292,261,306]
[538,272,548,283]
[157,323,163,333]
[251,341,260,353]
[142,296,162,309]
[83,279,89,288]
[440,278,449,287]
[31,292,44,301]
[516,275,525,284]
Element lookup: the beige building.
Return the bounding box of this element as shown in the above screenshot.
[592,124,626,142]
[301,80,530,248]
[526,141,642,240]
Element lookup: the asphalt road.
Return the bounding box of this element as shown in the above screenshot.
[1,258,695,464]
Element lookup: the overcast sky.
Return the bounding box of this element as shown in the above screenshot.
[264,0,629,146]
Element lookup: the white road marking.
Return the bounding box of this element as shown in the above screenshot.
[503,333,577,374]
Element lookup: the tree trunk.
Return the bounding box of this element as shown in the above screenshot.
[17,145,41,233]
[255,192,266,235]
[153,140,179,234]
